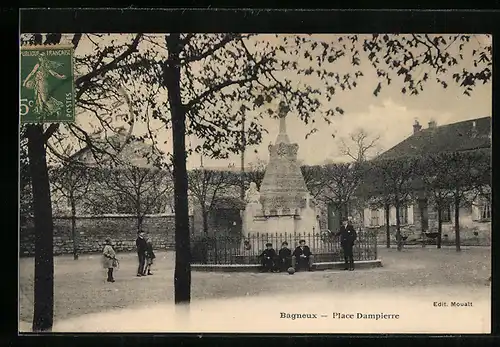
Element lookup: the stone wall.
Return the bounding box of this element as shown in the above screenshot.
[20,214,194,257]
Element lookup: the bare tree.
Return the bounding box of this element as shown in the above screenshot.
[83,137,174,230]
[364,157,419,251]
[246,158,267,190]
[301,164,330,200]
[420,150,490,252]
[49,163,92,260]
[188,168,238,235]
[92,166,172,230]
[339,128,382,162]
[317,163,364,224]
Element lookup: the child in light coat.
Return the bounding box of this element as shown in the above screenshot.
[102,238,118,282]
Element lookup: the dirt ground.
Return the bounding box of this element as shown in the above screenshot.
[19,246,491,327]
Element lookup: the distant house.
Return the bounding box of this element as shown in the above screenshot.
[51,134,246,235]
[360,117,491,244]
[50,131,172,216]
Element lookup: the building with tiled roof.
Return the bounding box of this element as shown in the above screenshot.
[359,116,491,246]
[376,116,491,160]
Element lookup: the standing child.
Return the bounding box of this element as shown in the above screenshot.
[102,238,118,283]
[144,236,156,275]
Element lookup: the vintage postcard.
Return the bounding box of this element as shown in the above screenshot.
[19,32,491,334]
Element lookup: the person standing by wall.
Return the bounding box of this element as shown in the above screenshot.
[135,230,147,276]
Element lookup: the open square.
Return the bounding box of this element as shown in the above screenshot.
[19,246,490,332]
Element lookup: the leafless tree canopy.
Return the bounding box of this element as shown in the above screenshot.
[339,128,382,162]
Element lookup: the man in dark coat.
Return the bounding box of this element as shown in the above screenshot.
[336,219,357,271]
[259,243,277,272]
[293,239,312,272]
[135,230,148,276]
[278,241,292,272]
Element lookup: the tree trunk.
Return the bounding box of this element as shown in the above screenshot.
[436,205,442,249]
[337,206,343,227]
[164,34,191,305]
[395,202,402,251]
[135,197,142,232]
[202,207,209,234]
[384,203,390,248]
[70,195,78,260]
[342,202,348,221]
[454,193,461,252]
[240,112,246,201]
[137,214,144,232]
[27,125,54,332]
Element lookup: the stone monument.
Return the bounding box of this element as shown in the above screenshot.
[242,101,320,244]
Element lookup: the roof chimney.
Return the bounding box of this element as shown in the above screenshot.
[413,119,422,134]
[428,120,437,129]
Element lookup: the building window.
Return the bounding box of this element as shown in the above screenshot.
[441,205,451,223]
[370,208,380,227]
[480,194,491,221]
[398,206,408,225]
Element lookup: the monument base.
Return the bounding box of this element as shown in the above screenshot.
[191,259,383,272]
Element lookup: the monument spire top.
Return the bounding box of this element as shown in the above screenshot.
[279,113,287,134]
[276,101,290,144]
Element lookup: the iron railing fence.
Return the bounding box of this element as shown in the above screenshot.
[191,229,378,265]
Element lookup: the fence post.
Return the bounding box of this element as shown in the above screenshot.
[311,228,314,250]
[255,233,259,258]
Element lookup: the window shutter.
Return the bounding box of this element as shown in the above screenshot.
[408,204,414,225]
[389,206,396,225]
[471,200,479,221]
[363,208,370,227]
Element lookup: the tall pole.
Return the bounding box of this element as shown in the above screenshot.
[240,112,246,201]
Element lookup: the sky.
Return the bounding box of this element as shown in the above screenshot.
[32,33,492,170]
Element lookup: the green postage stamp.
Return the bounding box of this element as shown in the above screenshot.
[20,45,75,124]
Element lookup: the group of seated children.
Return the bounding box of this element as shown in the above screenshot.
[259,239,312,273]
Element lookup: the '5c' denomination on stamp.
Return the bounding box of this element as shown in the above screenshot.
[20,45,75,124]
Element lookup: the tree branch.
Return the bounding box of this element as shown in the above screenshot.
[182,34,239,64]
[75,34,142,99]
[185,76,257,109]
